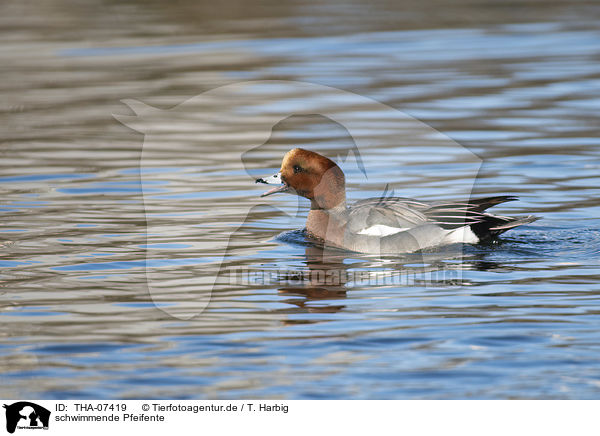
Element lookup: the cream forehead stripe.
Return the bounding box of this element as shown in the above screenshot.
[281,148,303,170]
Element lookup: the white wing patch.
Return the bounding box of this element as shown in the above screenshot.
[443,226,480,244]
[357,224,480,243]
[357,225,409,237]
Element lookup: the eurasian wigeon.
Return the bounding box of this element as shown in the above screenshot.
[256,148,538,254]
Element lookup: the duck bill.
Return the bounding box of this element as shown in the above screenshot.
[260,184,290,197]
[255,172,290,197]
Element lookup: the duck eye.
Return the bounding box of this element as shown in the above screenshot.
[293,165,302,174]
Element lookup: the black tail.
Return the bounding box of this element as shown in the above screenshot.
[471,214,539,241]
[466,195,518,212]
[424,195,539,241]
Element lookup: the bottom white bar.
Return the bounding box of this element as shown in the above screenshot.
[0,400,597,435]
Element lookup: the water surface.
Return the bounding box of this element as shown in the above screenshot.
[1,0,600,399]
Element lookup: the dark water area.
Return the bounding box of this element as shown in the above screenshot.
[1,0,600,399]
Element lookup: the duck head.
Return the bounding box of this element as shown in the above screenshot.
[256,148,346,210]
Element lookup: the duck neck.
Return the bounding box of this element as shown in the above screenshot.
[310,190,347,213]
[306,201,347,245]
[310,199,347,214]
[310,180,347,212]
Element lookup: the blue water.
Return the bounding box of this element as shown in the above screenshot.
[1,0,600,399]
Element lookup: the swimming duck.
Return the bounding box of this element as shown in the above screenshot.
[256,148,538,254]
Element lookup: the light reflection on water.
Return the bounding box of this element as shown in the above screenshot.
[1,0,600,399]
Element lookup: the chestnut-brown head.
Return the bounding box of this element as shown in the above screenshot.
[256,148,346,210]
